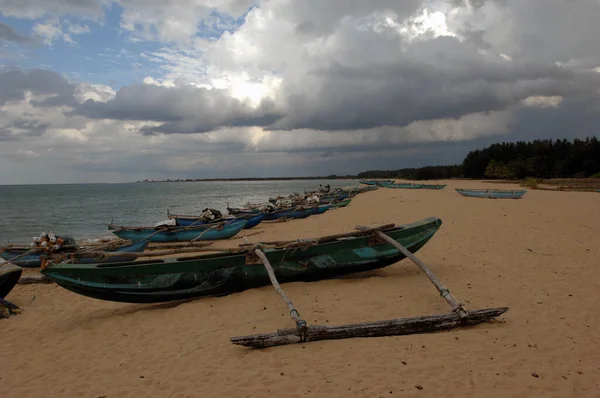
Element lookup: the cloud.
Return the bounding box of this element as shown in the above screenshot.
[0,0,107,20]
[0,68,78,107]
[0,23,38,44]
[69,83,282,134]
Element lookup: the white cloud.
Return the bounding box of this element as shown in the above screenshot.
[32,19,73,44]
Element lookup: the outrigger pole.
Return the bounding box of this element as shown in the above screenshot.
[230,225,508,348]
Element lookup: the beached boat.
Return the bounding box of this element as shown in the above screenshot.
[263,207,316,220]
[42,217,443,304]
[381,182,423,189]
[0,240,150,268]
[107,220,246,242]
[0,263,22,299]
[419,184,447,190]
[330,198,351,208]
[166,211,264,229]
[455,188,527,199]
[359,179,394,186]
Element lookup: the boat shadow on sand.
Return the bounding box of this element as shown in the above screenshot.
[59,267,426,331]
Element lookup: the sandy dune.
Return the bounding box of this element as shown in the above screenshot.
[1,180,599,398]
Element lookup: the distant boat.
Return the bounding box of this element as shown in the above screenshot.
[455,188,527,199]
[381,182,423,189]
[108,220,246,242]
[0,240,150,268]
[419,184,447,190]
[359,179,394,186]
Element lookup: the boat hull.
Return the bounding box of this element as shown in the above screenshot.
[455,189,527,199]
[42,217,443,304]
[263,208,315,220]
[0,240,150,268]
[0,264,23,298]
[173,213,264,229]
[109,220,246,242]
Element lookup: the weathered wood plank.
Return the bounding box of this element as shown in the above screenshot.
[230,307,508,348]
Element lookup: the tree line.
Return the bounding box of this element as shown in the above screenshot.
[357,137,600,180]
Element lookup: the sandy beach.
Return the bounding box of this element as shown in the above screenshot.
[1,180,599,398]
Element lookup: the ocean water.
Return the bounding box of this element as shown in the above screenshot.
[0,179,360,244]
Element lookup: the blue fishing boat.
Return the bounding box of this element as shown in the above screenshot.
[381,182,423,189]
[0,240,150,268]
[455,188,527,199]
[419,184,447,190]
[107,220,246,242]
[360,179,395,185]
[263,207,316,221]
[166,211,264,229]
[315,204,333,214]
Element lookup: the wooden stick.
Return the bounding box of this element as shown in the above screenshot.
[258,223,396,247]
[253,247,308,340]
[230,307,508,348]
[62,246,232,261]
[145,242,214,250]
[355,225,468,317]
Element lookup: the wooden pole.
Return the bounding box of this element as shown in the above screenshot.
[253,247,308,340]
[231,307,508,348]
[355,225,468,318]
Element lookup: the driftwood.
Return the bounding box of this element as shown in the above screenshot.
[230,307,508,348]
[18,275,52,284]
[0,298,22,319]
[355,226,468,317]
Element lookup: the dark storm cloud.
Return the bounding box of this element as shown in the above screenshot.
[269,36,600,131]
[0,68,78,108]
[0,117,51,139]
[70,83,282,134]
[0,23,38,44]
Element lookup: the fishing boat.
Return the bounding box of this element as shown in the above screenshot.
[359,179,394,186]
[314,204,333,215]
[166,211,265,229]
[0,239,150,268]
[455,188,527,199]
[107,220,247,242]
[0,263,22,299]
[330,198,351,208]
[263,206,316,220]
[41,217,443,304]
[381,182,423,189]
[419,184,447,190]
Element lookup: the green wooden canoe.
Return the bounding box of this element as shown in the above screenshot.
[41,217,442,304]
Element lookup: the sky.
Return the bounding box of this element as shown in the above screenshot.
[1,0,600,184]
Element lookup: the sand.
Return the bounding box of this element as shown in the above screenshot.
[1,180,599,398]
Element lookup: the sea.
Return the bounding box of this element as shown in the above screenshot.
[0,179,360,244]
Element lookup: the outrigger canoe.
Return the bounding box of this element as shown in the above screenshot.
[41,217,442,304]
[0,240,150,268]
[455,188,527,199]
[108,220,246,242]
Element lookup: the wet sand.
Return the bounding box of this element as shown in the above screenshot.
[1,180,599,398]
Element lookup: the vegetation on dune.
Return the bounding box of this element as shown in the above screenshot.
[358,137,600,184]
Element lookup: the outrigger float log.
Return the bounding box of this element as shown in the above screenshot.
[230,225,508,348]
